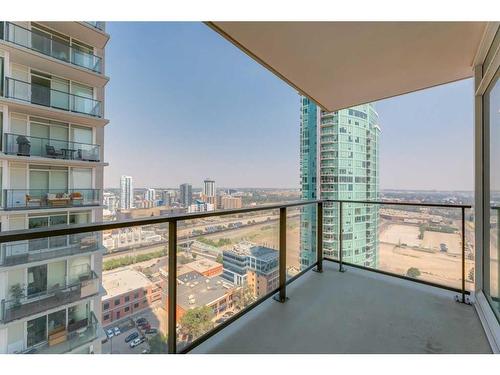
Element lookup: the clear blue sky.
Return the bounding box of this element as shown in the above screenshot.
[105,22,474,191]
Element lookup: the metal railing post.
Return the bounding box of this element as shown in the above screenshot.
[339,201,345,272]
[455,206,470,305]
[314,201,323,273]
[274,207,287,302]
[168,220,177,353]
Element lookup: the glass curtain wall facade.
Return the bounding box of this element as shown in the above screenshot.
[300,97,381,268]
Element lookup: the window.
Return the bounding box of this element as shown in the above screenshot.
[124,296,130,303]
[114,298,120,306]
[116,311,120,319]
[134,303,139,308]
[103,302,109,310]
[124,306,130,312]
[103,314,110,321]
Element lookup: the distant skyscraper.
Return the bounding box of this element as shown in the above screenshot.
[300,97,380,269]
[203,178,216,197]
[180,183,193,207]
[120,175,134,209]
[161,190,171,206]
[144,188,156,202]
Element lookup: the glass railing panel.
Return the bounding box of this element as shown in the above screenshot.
[4,78,102,118]
[101,222,169,354]
[1,270,99,323]
[287,203,317,279]
[3,189,101,210]
[2,22,102,73]
[323,202,466,290]
[0,232,100,267]
[85,22,105,31]
[175,208,279,351]
[4,133,101,162]
[23,312,100,354]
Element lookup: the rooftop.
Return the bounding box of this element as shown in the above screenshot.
[102,267,153,299]
[177,275,234,311]
[186,258,222,274]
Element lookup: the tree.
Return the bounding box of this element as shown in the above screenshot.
[180,306,214,340]
[215,253,223,264]
[468,268,475,282]
[148,334,168,354]
[406,267,421,278]
[234,284,255,310]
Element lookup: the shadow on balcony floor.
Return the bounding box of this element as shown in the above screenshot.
[192,262,491,354]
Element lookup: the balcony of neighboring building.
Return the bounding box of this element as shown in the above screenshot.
[21,311,100,354]
[0,270,99,324]
[3,133,101,163]
[3,188,101,211]
[0,232,101,268]
[3,77,103,118]
[0,22,109,87]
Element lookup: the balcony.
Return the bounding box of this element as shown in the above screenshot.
[4,77,102,118]
[21,312,100,354]
[0,199,493,353]
[4,133,101,162]
[0,270,99,323]
[0,232,101,267]
[3,188,101,210]
[1,22,102,73]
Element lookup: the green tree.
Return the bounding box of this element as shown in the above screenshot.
[234,284,255,310]
[148,334,168,354]
[180,306,214,339]
[216,253,223,264]
[406,267,421,278]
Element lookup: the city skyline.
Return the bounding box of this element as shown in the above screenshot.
[104,22,474,191]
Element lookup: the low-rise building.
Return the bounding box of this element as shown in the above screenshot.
[101,268,161,325]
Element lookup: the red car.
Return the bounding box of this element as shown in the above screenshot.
[138,323,151,331]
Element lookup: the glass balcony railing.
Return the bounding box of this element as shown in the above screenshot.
[1,22,102,73]
[0,232,101,267]
[21,312,100,354]
[4,77,102,118]
[0,199,473,354]
[3,188,101,210]
[4,133,101,162]
[0,270,100,323]
[84,22,105,32]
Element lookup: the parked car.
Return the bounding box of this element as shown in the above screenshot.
[106,329,114,339]
[113,327,121,336]
[129,337,145,348]
[141,349,150,354]
[125,332,139,343]
[145,328,158,335]
[135,317,147,325]
[139,323,151,331]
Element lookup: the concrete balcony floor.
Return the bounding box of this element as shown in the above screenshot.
[192,262,491,354]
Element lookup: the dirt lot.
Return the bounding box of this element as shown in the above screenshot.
[379,223,473,290]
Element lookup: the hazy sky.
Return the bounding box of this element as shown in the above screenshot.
[104,22,474,191]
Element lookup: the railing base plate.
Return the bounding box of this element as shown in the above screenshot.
[273,294,289,303]
[454,295,472,305]
[313,267,323,273]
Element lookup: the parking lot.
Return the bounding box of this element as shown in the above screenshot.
[102,308,162,354]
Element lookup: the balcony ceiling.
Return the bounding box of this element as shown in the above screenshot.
[207,22,488,111]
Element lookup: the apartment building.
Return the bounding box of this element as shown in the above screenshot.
[300,99,381,269]
[0,21,109,354]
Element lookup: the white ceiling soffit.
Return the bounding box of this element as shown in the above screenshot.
[208,22,488,111]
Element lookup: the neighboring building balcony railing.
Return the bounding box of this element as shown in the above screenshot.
[21,311,99,354]
[0,232,101,267]
[0,270,99,323]
[4,77,102,118]
[0,199,473,353]
[3,188,101,210]
[1,22,102,73]
[4,133,101,162]
[84,22,105,32]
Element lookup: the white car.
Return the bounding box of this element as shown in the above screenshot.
[106,329,114,338]
[129,337,145,348]
[113,327,121,336]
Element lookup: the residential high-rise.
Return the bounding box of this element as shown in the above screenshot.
[120,175,134,210]
[300,97,380,268]
[0,21,109,354]
[179,183,192,207]
[144,188,155,202]
[203,178,215,198]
